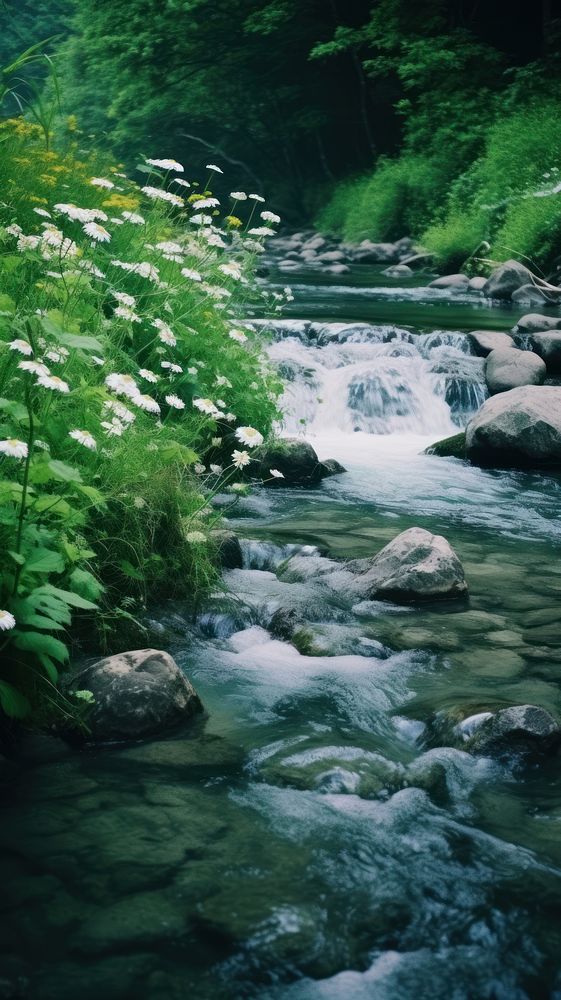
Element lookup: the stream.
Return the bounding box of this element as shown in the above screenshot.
[1,263,561,999]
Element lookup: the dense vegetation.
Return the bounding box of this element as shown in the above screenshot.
[0,103,283,728]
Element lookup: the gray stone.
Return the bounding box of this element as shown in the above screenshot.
[429,273,469,290]
[483,260,534,300]
[350,241,399,264]
[324,263,351,275]
[466,385,561,467]
[466,705,561,756]
[485,347,546,394]
[468,276,487,291]
[319,458,346,477]
[382,263,413,278]
[532,332,561,374]
[72,650,203,742]
[212,529,243,569]
[514,313,561,334]
[467,330,514,356]
[511,284,555,306]
[350,527,468,603]
[253,438,325,486]
[400,251,435,269]
[318,250,346,263]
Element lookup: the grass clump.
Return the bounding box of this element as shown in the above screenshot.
[0,115,284,730]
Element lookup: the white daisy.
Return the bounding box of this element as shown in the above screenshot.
[83,222,111,243]
[101,419,124,437]
[270,468,284,478]
[206,164,223,173]
[194,463,206,474]
[91,177,114,189]
[190,213,213,226]
[193,197,219,209]
[33,207,51,218]
[0,438,28,459]
[37,374,70,393]
[104,400,136,423]
[261,210,281,223]
[211,437,221,446]
[0,609,16,631]
[9,339,33,356]
[165,394,185,409]
[114,291,136,307]
[161,362,183,373]
[92,356,105,366]
[156,241,183,254]
[210,463,222,474]
[122,211,146,225]
[114,305,141,322]
[193,398,219,416]
[152,318,177,346]
[17,234,41,252]
[6,224,22,237]
[111,217,124,226]
[235,426,263,448]
[215,375,232,388]
[139,368,158,383]
[172,178,191,188]
[248,193,265,202]
[145,158,184,172]
[248,226,275,237]
[141,186,184,207]
[19,359,50,376]
[134,393,160,414]
[45,349,68,363]
[231,449,250,469]
[229,329,248,343]
[186,530,206,543]
[181,267,202,282]
[219,262,242,280]
[105,373,139,399]
[230,191,247,200]
[204,231,226,248]
[69,429,97,450]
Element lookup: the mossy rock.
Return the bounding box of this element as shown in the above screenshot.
[425,431,466,459]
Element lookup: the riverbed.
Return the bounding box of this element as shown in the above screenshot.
[1,264,561,999]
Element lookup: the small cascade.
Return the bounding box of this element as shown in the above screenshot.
[262,320,487,437]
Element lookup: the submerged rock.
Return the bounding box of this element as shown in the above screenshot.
[514,313,561,334]
[382,263,413,278]
[424,431,466,458]
[72,649,203,742]
[319,458,347,477]
[532,332,561,375]
[466,385,561,467]
[466,705,561,756]
[429,273,469,290]
[253,438,335,486]
[482,259,534,300]
[467,330,514,357]
[511,283,554,306]
[485,346,546,394]
[350,527,468,603]
[349,240,400,263]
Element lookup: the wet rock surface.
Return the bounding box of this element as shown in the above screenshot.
[466,705,561,756]
[349,527,468,603]
[466,385,561,467]
[72,649,203,741]
[485,346,546,394]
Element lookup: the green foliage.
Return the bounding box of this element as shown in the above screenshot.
[0,113,283,729]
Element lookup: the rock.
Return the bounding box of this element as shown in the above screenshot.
[324,263,351,275]
[400,251,435,269]
[467,330,514,357]
[468,276,487,291]
[483,259,534,299]
[485,347,546,394]
[72,650,203,742]
[268,605,306,640]
[514,313,561,334]
[466,705,561,756]
[382,263,413,278]
[318,250,346,263]
[511,284,554,306]
[350,241,399,264]
[212,529,243,569]
[424,431,466,458]
[277,259,299,271]
[350,527,468,603]
[304,235,326,252]
[253,438,325,486]
[319,458,347,477]
[532,332,561,374]
[465,385,561,467]
[429,273,469,289]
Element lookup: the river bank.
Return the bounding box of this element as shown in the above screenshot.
[2,252,561,998]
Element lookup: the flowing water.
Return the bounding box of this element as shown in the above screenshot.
[2,265,561,999]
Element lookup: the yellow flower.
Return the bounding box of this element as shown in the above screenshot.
[39,174,57,187]
[101,192,140,210]
[66,115,78,132]
[225,215,242,228]
[29,196,48,205]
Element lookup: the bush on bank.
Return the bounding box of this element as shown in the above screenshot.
[0,116,283,729]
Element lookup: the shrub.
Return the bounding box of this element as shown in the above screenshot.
[0,117,284,728]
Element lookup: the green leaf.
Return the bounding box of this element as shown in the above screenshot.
[47,460,82,484]
[20,613,65,631]
[13,630,69,664]
[69,568,104,602]
[58,333,104,352]
[33,495,73,517]
[0,680,31,719]
[73,483,106,506]
[0,293,15,313]
[8,551,25,565]
[23,547,65,574]
[39,584,97,611]
[37,653,58,683]
[0,397,28,422]
[26,592,71,625]
[118,559,144,581]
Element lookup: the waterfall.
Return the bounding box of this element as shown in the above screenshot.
[258,321,487,437]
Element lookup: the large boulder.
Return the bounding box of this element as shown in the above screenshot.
[466,705,561,756]
[467,330,514,357]
[468,276,487,292]
[72,649,203,741]
[514,313,561,334]
[466,385,561,467]
[349,241,399,264]
[429,273,469,290]
[485,347,546,394]
[253,438,326,486]
[483,259,534,300]
[382,263,413,278]
[531,332,561,375]
[511,284,559,306]
[350,527,468,603]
